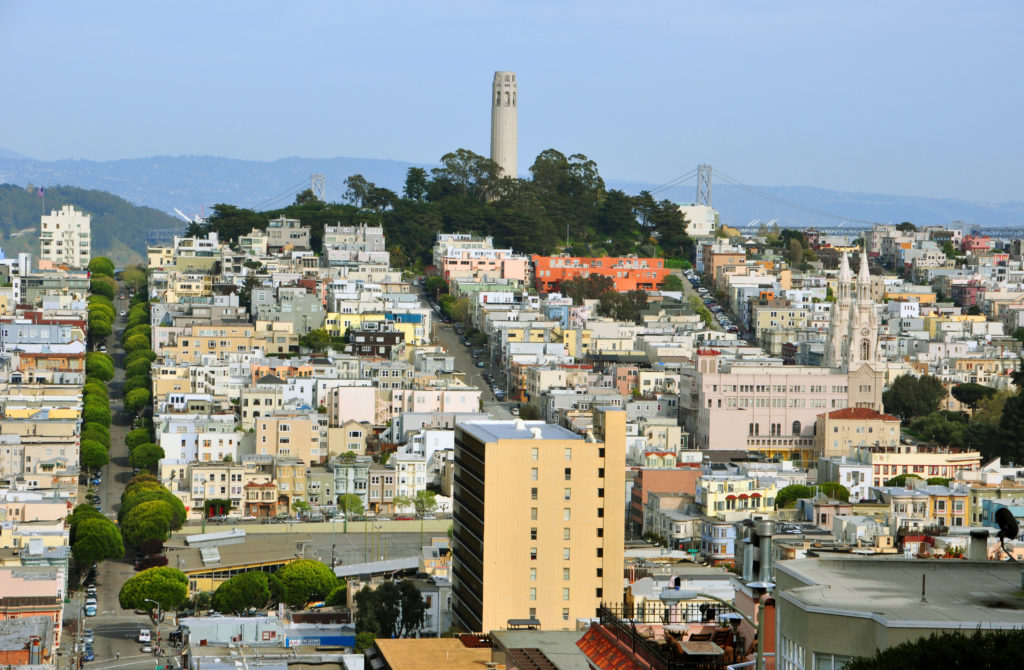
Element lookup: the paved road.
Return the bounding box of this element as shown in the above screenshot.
[67,290,154,668]
[434,319,502,400]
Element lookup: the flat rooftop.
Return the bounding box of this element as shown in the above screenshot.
[778,557,1024,627]
[373,638,491,669]
[490,630,588,670]
[458,420,582,444]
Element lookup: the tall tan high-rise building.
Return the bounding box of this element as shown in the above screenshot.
[490,71,518,178]
[39,205,91,269]
[452,410,625,632]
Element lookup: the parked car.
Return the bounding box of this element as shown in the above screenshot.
[83,649,94,662]
[476,361,486,368]
[84,630,94,644]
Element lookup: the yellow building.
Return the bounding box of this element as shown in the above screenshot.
[324,312,385,337]
[162,323,296,363]
[164,271,214,302]
[813,407,901,460]
[883,290,936,304]
[551,326,591,360]
[255,412,324,464]
[147,246,174,270]
[922,313,987,339]
[452,410,626,633]
[695,475,780,521]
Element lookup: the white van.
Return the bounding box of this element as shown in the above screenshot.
[138,629,152,643]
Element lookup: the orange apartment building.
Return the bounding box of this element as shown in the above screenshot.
[531,255,670,293]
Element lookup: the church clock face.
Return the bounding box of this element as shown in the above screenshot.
[860,328,870,336]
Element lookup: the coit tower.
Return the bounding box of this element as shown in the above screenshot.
[490,71,518,178]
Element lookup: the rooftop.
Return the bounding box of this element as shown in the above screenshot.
[458,420,582,444]
[373,638,491,669]
[823,407,901,422]
[778,557,1024,627]
[164,533,311,572]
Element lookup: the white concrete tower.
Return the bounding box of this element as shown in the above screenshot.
[490,71,518,178]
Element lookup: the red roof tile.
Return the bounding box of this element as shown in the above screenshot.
[822,407,900,422]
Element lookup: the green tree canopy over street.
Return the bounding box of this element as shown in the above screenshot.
[212,571,272,614]
[122,499,172,546]
[80,439,110,469]
[129,443,165,470]
[87,257,115,277]
[118,566,189,612]
[274,559,338,608]
[71,516,124,566]
[85,353,114,381]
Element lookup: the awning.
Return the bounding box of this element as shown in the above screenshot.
[738,494,749,499]
[725,495,737,500]
[750,492,762,498]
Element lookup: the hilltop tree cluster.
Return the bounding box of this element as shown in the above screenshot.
[187,148,692,271]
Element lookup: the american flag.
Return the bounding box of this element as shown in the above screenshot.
[36,187,43,198]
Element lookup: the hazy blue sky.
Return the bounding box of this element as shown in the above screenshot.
[2,1,1021,201]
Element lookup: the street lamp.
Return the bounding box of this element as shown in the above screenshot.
[660,588,770,670]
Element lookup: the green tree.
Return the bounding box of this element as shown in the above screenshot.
[125,428,151,449]
[82,423,111,448]
[88,257,116,277]
[71,517,124,566]
[121,266,148,292]
[80,440,110,469]
[424,276,448,297]
[118,567,189,612]
[402,167,429,202]
[353,581,426,638]
[121,485,186,530]
[122,499,172,546]
[786,238,804,266]
[662,274,684,291]
[124,324,152,342]
[83,404,111,427]
[90,277,116,300]
[883,374,947,422]
[89,317,112,340]
[846,628,1024,670]
[884,473,923,487]
[818,481,850,502]
[775,484,812,508]
[125,388,151,415]
[125,348,157,365]
[354,631,376,653]
[300,329,331,353]
[124,375,150,395]
[274,559,338,608]
[85,353,114,381]
[895,221,917,232]
[129,443,165,470]
[292,499,311,519]
[212,571,272,614]
[123,334,151,353]
[326,584,347,607]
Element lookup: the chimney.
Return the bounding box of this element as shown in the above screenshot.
[969,529,989,561]
[28,637,41,665]
[756,519,776,582]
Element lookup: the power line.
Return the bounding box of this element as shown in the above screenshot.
[711,168,882,226]
[251,178,310,211]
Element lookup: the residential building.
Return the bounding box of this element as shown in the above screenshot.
[813,407,901,460]
[531,255,670,293]
[39,206,90,270]
[451,410,626,633]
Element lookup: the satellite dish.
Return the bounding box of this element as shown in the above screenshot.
[996,508,1019,541]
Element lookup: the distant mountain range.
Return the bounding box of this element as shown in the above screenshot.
[1,151,1023,233]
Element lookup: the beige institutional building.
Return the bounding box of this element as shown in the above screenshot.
[451,410,626,632]
[40,205,91,270]
[686,251,885,463]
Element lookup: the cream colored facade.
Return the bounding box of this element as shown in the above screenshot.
[452,410,626,633]
[812,407,901,460]
[40,205,90,269]
[161,323,296,364]
[255,413,324,464]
